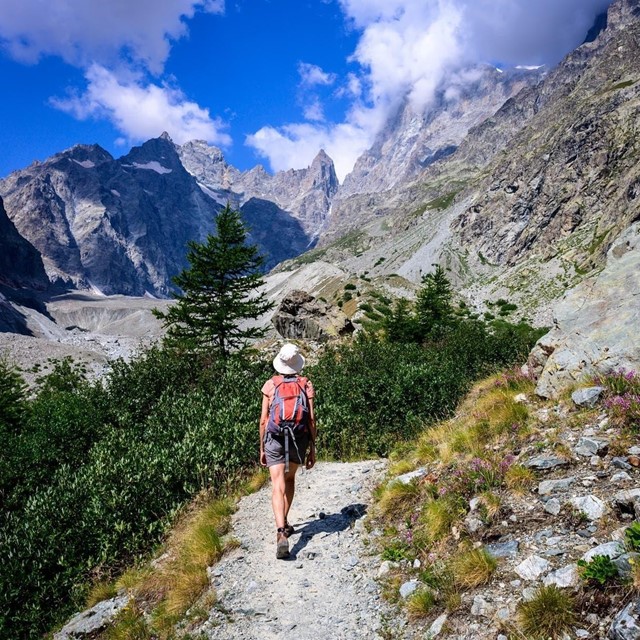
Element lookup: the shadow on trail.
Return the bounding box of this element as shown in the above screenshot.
[288,504,368,560]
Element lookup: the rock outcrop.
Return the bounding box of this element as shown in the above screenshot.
[531,222,640,398]
[0,196,48,290]
[338,65,543,199]
[271,289,354,341]
[178,142,338,242]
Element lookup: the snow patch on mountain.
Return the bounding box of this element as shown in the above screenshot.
[73,159,96,168]
[123,161,173,174]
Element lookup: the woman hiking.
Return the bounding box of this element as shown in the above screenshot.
[260,343,316,559]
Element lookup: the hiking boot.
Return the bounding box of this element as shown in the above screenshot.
[276,528,290,559]
[283,521,295,538]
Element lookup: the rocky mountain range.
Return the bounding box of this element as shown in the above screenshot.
[0,134,329,297]
[0,0,639,394]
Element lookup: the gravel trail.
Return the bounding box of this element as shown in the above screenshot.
[201,460,391,640]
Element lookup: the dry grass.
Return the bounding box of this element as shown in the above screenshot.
[450,547,497,589]
[89,493,236,638]
[415,495,466,544]
[388,458,416,477]
[147,497,233,626]
[629,557,640,592]
[516,585,577,639]
[415,380,533,466]
[103,602,151,640]
[376,480,422,521]
[406,589,437,620]
[504,464,536,494]
[242,468,270,494]
[477,491,502,521]
[86,580,118,608]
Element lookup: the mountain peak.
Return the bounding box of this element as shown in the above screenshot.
[54,143,113,167]
[159,131,173,142]
[313,149,333,164]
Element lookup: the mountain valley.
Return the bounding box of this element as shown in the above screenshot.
[0,0,639,393]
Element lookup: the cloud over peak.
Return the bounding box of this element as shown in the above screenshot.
[51,65,231,147]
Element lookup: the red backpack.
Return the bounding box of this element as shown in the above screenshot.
[266,374,310,435]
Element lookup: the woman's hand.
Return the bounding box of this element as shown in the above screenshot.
[260,449,267,467]
[305,444,316,469]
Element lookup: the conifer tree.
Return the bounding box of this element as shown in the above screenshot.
[415,264,455,339]
[383,298,421,343]
[154,205,274,358]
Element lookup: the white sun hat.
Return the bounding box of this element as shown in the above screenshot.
[273,343,305,375]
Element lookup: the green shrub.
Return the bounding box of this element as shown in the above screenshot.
[577,555,619,586]
[626,522,640,551]
[0,351,270,638]
[344,283,357,290]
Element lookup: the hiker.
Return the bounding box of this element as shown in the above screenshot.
[260,343,316,559]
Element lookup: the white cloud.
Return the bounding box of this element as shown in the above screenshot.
[248,0,612,181]
[298,62,336,87]
[51,65,231,147]
[303,99,326,122]
[247,122,373,183]
[0,0,223,74]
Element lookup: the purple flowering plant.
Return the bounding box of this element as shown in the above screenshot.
[596,369,640,430]
[439,455,515,497]
[493,367,536,390]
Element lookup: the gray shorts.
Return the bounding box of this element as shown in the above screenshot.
[264,431,310,467]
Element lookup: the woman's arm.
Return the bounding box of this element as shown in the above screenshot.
[259,394,269,466]
[306,397,316,469]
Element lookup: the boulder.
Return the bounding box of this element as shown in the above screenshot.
[53,595,131,639]
[532,223,640,398]
[610,600,640,640]
[271,289,355,341]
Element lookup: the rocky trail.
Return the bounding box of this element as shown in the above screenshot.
[198,460,391,640]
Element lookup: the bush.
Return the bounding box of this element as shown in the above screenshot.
[577,555,619,586]
[309,339,468,458]
[626,522,640,551]
[0,351,270,638]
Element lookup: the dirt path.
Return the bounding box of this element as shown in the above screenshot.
[199,460,392,640]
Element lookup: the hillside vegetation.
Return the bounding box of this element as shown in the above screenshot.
[0,276,542,639]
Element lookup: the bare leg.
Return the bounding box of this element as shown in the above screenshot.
[284,463,299,523]
[269,463,287,529]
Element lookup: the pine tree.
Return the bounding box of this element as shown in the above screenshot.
[415,264,455,339]
[383,298,421,343]
[154,205,274,358]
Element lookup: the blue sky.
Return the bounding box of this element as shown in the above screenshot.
[0,0,612,182]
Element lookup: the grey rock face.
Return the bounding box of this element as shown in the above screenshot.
[533,212,640,398]
[572,387,606,408]
[395,468,428,485]
[399,579,419,598]
[486,541,520,558]
[538,477,576,495]
[338,65,542,200]
[0,196,49,290]
[525,455,570,470]
[0,138,219,296]
[515,555,551,580]
[543,564,580,589]
[575,437,609,457]
[178,142,338,241]
[582,540,625,562]
[570,495,608,521]
[610,599,640,640]
[53,595,130,639]
[271,290,355,341]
